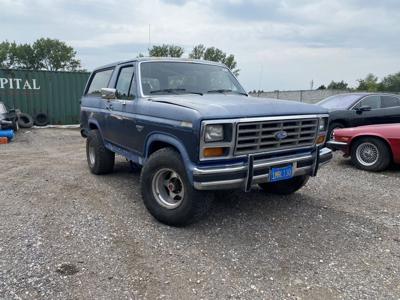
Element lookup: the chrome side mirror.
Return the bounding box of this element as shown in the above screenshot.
[101,88,117,100]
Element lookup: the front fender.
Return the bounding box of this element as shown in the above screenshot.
[144,133,196,183]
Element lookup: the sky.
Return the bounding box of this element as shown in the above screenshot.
[1,0,399,91]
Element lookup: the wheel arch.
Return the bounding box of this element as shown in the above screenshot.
[144,133,195,182]
[350,134,393,161]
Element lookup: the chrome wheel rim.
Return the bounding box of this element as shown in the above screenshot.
[356,142,379,167]
[152,168,185,209]
[88,143,96,166]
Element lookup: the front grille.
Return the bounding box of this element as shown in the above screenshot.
[235,118,318,155]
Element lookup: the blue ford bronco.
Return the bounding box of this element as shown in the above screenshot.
[80,58,332,226]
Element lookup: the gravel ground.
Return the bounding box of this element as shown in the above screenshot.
[0,129,399,300]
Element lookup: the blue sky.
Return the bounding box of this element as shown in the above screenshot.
[1,0,399,91]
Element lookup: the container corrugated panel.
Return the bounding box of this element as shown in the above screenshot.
[0,69,90,124]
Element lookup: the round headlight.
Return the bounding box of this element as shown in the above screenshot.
[205,124,224,142]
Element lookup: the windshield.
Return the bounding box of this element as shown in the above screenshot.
[317,94,362,110]
[0,103,6,114]
[139,61,246,96]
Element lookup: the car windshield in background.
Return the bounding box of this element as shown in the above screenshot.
[318,94,362,110]
[0,103,6,114]
[139,61,246,96]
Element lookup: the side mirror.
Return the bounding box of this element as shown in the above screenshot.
[101,88,117,100]
[356,105,371,113]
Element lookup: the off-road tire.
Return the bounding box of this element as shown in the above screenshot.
[351,137,391,172]
[140,148,212,226]
[259,175,309,195]
[86,129,115,175]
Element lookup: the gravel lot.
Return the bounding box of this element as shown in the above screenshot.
[0,129,399,300]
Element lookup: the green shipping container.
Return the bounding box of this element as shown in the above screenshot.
[0,69,90,125]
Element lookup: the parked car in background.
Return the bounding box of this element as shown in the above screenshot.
[327,124,400,171]
[0,102,19,131]
[80,58,332,226]
[317,93,400,139]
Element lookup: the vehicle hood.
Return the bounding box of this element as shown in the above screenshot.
[148,94,328,119]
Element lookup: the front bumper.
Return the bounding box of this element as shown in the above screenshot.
[193,147,332,191]
[326,140,349,153]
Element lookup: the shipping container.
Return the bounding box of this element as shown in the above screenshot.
[0,69,90,125]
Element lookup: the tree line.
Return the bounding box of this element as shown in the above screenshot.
[0,38,83,71]
[317,72,400,92]
[0,39,240,76]
[143,44,240,76]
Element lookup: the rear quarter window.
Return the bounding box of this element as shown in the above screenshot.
[86,69,114,95]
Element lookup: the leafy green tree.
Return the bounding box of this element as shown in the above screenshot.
[0,38,82,71]
[189,44,206,59]
[33,38,81,71]
[380,72,400,92]
[189,44,240,76]
[356,73,379,91]
[317,85,326,90]
[327,80,349,90]
[148,44,184,57]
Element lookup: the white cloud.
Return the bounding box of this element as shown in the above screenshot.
[0,0,399,90]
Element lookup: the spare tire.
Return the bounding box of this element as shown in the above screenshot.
[34,112,49,126]
[18,113,34,128]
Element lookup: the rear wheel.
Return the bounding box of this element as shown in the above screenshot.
[351,137,391,171]
[86,129,115,174]
[140,148,212,226]
[259,175,309,195]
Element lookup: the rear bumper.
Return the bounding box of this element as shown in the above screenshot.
[193,147,332,191]
[327,140,349,153]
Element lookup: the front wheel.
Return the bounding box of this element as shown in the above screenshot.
[140,148,212,226]
[259,175,309,195]
[351,137,391,171]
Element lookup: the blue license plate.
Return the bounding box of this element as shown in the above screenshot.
[270,165,293,182]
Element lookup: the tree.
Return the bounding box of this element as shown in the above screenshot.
[189,44,240,76]
[317,85,326,90]
[33,38,81,71]
[189,44,205,59]
[356,73,379,91]
[327,80,349,90]
[148,44,184,57]
[380,72,400,92]
[0,38,82,71]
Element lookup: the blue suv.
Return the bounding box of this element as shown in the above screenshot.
[80,58,332,226]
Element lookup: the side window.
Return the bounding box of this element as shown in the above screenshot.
[115,66,135,100]
[87,69,114,95]
[381,96,400,108]
[354,96,381,110]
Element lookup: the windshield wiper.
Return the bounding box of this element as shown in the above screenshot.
[207,89,248,96]
[150,88,203,96]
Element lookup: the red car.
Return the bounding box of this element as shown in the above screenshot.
[327,123,400,171]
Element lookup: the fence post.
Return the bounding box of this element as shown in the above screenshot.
[300,90,303,102]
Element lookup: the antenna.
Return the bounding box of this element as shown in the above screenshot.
[148,24,151,50]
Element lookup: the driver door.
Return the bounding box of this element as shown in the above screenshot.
[351,95,383,126]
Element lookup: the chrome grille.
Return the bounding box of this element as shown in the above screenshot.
[235,118,318,155]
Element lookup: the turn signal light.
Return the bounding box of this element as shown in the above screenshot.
[203,147,225,157]
[316,135,326,144]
